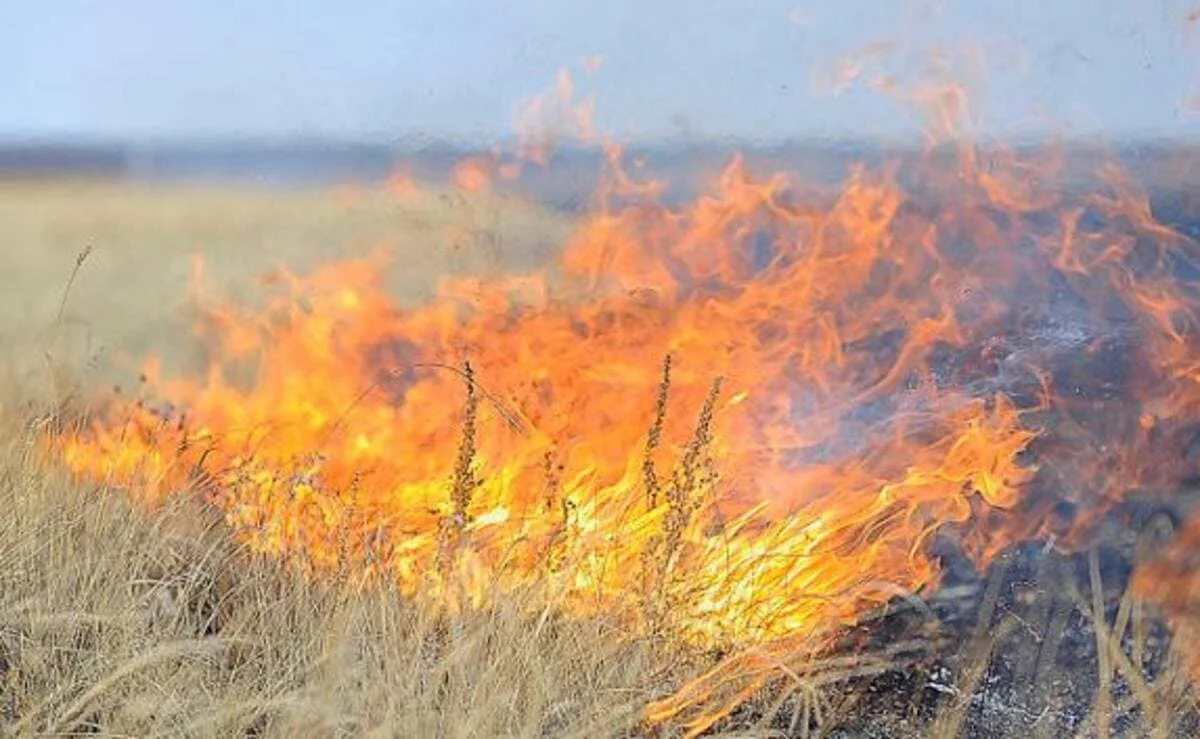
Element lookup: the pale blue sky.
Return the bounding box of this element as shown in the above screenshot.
[3,0,1200,142]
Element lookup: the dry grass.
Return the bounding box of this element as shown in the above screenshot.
[0,178,571,395]
[0,179,672,737]
[0,419,674,737]
[0,179,1196,737]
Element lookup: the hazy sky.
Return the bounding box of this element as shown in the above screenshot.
[4,0,1200,142]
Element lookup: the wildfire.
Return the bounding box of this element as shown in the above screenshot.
[52,136,1200,731]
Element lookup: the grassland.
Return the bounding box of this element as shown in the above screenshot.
[0,180,680,737]
[0,178,1196,738]
[0,179,570,392]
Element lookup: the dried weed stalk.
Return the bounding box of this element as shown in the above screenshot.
[643,354,671,510]
[437,359,480,577]
[644,374,723,633]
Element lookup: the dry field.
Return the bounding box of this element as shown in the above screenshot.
[0,181,666,737]
[0,179,570,390]
[0,178,1196,738]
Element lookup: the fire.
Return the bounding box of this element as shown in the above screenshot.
[1133,513,1200,668]
[450,157,493,192]
[51,135,1200,731]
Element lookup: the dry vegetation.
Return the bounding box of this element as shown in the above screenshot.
[0,181,670,737]
[0,179,1196,737]
[0,179,571,394]
[0,418,678,736]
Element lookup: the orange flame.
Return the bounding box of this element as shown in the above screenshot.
[52,131,1200,731]
[450,156,495,192]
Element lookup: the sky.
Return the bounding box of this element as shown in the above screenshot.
[3,0,1200,143]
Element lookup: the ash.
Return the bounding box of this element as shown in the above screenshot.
[722,513,1200,738]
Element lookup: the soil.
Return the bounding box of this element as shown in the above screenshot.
[718,499,1200,738]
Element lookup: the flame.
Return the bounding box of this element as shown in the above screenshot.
[450,157,494,193]
[515,69,599,168]
[385,170,420,201]
[1132,514,1200,674]
[51,130,1200,731]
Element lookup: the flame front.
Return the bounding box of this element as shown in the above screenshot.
[53,140,1200,730]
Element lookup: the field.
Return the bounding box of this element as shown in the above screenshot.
[0,180,571,388]
[0,181,675,737]
[1,175,1198,738]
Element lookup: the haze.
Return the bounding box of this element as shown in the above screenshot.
[3,0,1199,143]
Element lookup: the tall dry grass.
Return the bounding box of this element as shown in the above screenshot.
[0,180,675,738]
[5,370,1195,737]
[0,414,676,737]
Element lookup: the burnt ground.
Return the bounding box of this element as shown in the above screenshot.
[704,496,1200,738]
[801,203,1200,737]
[698,209,1200,734]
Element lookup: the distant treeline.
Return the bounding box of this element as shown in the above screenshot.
[2,138,1199,212]
[0,142,438,183]
[0,139,883,211]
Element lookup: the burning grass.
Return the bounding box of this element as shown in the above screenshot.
[0,179,571,394]
[2,374,1198,737]
[6,143,1200,736]
[0,416,669,736]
